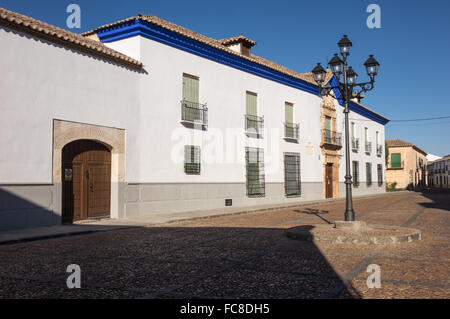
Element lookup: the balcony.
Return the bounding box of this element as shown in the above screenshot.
[245,114,264,138]
[322,129,342,148]
[376,144,383,157]
[365,142,372,154]
[284,122,299,141]
[181,100,208,128]
[387,160,405,170]
[351,138,359,152]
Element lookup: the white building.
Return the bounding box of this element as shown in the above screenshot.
[427,155,450,188]
[0,8,389,230]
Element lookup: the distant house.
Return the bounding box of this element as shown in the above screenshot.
[386,139,427,189]
[427,155,450,188]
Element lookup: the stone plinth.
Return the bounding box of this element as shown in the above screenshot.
[286,223,421,245]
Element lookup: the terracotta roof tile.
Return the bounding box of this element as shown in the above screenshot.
[0,7,143,70]
[386,139,427,155]
[220,35,257,47]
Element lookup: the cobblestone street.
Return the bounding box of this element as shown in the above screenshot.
[0,191,449,299]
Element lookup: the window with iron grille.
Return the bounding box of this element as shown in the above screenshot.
[245,147,265,197]
[284,153,301,196]
[377,164,383,186]
[184,145,201,175]
[352,161,359,187]
[366,162,372,186]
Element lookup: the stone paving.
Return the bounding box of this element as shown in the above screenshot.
[0,191,449,299]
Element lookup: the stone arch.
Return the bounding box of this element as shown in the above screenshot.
[53,120,125,219]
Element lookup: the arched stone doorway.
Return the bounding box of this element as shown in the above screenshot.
[53,120,126,222]
[62,140,111,223]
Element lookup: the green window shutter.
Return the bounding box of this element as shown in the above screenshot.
[391,154,401,168]
[285,103,293,124]
[246,92,257,116]
[182,74,199,104]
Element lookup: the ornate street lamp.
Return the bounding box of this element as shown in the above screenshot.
[311,35,380,222]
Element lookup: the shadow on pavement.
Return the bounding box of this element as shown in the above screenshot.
[0,224,362,299]
[417,188,450,211]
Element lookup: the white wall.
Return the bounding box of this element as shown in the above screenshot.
[107,35,325,184]
[335,99,386,184]
[0,26,140,184]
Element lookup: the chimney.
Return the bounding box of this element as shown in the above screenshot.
[220,35,256,57]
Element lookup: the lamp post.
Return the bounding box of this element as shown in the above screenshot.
[311,35,380,222]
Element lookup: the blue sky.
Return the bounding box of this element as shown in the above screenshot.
[1,0,449,156]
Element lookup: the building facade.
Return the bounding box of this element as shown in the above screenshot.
[386,139,427,189]
[0,8,389,230]
[427,155,450,188]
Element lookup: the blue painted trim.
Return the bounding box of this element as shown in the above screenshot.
[97,19,389,125]
[329,76,389,125]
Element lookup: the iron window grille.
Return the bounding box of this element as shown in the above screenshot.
[365,142,372,154]
[377,164,383,186]
[376,144,383,157]
[352,161,360,187]
[322,129,342,146]
[245,147,265,197]
[284,153,301,196]
[245,114,264,138]
[181,100,208,127]
[366,163,372,186]
[284,122,300,140]
[184,145,201,175]
[351,137,359,151]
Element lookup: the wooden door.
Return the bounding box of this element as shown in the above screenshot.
[62,140,111,223]
[325,163,333,199]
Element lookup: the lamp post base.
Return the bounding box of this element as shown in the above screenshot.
[345,209,355,222]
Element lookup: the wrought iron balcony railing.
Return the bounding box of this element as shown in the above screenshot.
[322,129,342,146]
[351,138,359,151]
[245,114,264,137]
[365,141,372,154]
[181,100,208,127]
[284,122,299,140]
[376,144,383,157]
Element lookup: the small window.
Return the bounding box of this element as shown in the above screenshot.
[352,161,359,187]
[284,153,301,196]
[366,163,372,186]
[184,145,201,175]
[245,147,265,196]
[377,164,383,186]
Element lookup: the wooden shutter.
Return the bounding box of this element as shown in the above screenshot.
[391,154,401,168]
[183,74,199,104]
[246,92,257,116]
[285,103,293,124]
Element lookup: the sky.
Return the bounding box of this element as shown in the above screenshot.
[1,0,449,156]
